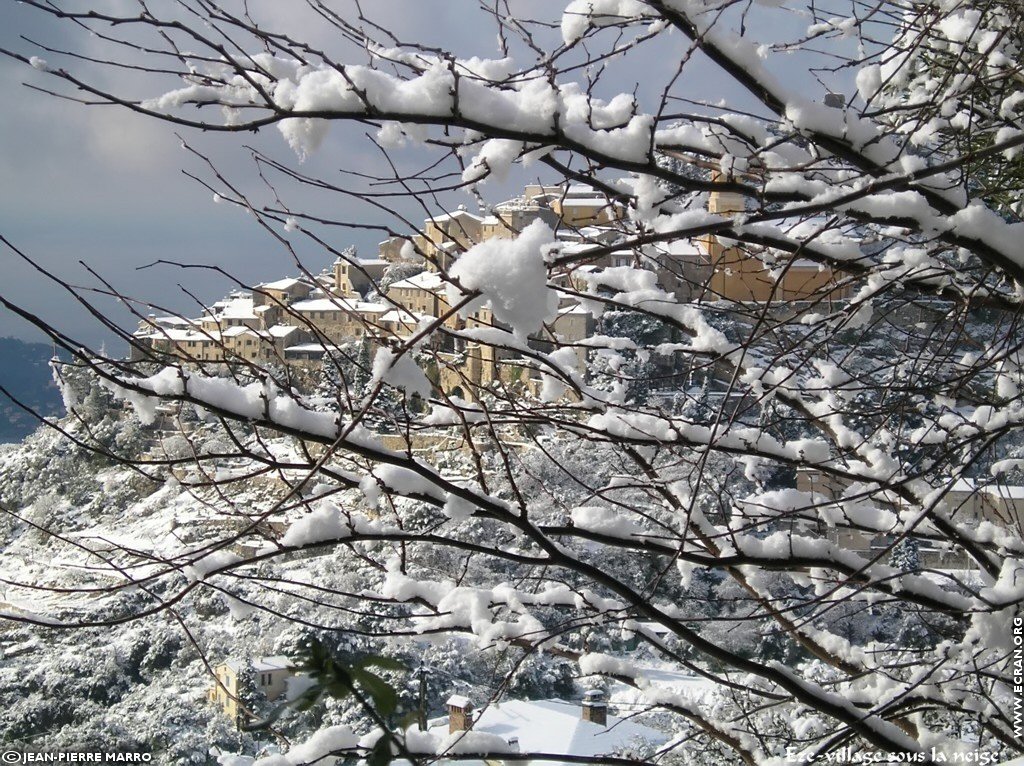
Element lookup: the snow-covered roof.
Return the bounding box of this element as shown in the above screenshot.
[258,277,311,291]
[578,225,620,236]
[494,198,550,212]
[950,478,976,494]
[222,655,295,673]
[292,298,353,313]
[557,225,622,244]
[635,621,673,636]
[214,295,257,320]
[267,325,300,338]
[285,343,330,354]
[380,309,424,325]
[253,655,294,672]
[949,478,1024,500]
[144,328,205,342]
[559,242,598,255]
[292,298,387,314]
[566,184,602,197]
[388,271,445,292]
[446,694,473,708]
[148,315,196,327]
[428,209,483,223]
[664,239,706,257]
[433,698,666,762]
[152,327,227,342]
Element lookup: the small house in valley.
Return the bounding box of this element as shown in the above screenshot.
[208,655,296,727]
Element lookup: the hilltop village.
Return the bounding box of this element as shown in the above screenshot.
[131,181,849,400]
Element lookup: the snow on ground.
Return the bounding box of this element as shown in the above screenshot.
[607,664,716,709]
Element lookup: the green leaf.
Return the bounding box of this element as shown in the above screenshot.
[252,640,407,733]
[292,684,328,712]
[245,683,323,730]
[397,711,420,732]
[357,655,407,673]
[350,667,399,717]
[365,735,394,766]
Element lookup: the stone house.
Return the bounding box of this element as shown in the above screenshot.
[207,655,295,727]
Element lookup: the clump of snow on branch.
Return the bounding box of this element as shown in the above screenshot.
[447,219,560,340]
[371,348,432,399]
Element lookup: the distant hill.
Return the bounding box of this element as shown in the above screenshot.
[0,337,65,443]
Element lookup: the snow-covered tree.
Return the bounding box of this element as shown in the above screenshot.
[3,1,1024,764]
[867,0,1024,219]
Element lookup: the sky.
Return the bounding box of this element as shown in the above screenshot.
[0,2,461,349]
[0,0,844,352]
[1,2,261,349]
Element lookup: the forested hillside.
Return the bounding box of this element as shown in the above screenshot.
[0,372,618,763]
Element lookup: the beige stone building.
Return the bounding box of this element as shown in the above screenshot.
[289,297,390,344]
[945,478,1024,538]
[480,198,561,241]
[703,235,848,303]
[795,468,1024,565]
[523,184,625,228]
[385,271,447,319]
[208,655,295,727]
[333,257,388,297]
[692,170,852,304]
[418,208,484,270]
[130,175,861,400]
[134,293,313,365]
[377,235,414,263]
[377,184,620,272]
[253,277,314,307]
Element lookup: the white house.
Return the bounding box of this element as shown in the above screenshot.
[430,691,667,765]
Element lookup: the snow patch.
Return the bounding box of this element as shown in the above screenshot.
[447,219,559,341]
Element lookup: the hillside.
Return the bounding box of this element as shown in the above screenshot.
[0,338,64,443]
[0,375,598,763]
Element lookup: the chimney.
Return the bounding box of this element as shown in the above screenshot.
[707,168,746,216]
[446,694,474,734]
[582,689,608,726]
[507,736,520,752]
